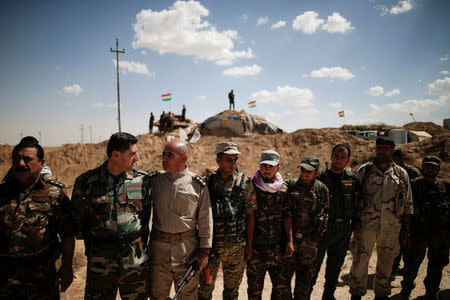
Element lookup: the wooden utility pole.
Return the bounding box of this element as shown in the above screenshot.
[110,39,125,132]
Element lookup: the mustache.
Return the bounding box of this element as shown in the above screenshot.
[14,167,30,173]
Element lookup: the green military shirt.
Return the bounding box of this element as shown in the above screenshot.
[72,162,151,270]
[318,168,357,224]
[206,170,256,250]
[288,178,329,240]
[0,177,73,259]
[411,177,449,232]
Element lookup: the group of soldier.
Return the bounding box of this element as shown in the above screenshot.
[0,133,448,300]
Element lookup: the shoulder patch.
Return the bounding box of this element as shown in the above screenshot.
[46,179,66,189]
[193,175,207,187]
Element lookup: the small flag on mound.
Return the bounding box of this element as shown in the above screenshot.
[162,93,171,101]
[248,100,256,108]
[338,110,344,117]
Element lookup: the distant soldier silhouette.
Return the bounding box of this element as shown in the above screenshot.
[167,112,175,132]
[160,111,166,132]
[228,89,235,110]
[182,105,186,122]
[149,112,154,133]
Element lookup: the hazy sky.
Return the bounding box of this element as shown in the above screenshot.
[1,0,449,146]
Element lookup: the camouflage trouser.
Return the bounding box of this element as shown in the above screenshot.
[246,243,292,300]
[198,242,245,300]
[349,227,400,297]
[0,258,59,300]
[85,256,149,300]
[401,230,450,294]
[150,238,199,300]
[288,236,319,300]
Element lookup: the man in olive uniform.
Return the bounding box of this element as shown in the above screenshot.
[72,132,151,300]
[391,147,421,277]
[310,144,357,300]
[0,137,74,299]
[199,142,256,300]
[288,155,329,300]
[401,156,449,300]
[247,150,294,300]
[349,137,413,300]
[150,139,212,300]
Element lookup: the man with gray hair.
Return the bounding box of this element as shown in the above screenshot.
[150,139,213,300]
[199,142,256,300]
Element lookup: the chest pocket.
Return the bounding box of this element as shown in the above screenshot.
[173,188,197,217]
[365,174,383,199]
[342,180,355,218]
[125,187,144,213]
[90,195,111,221]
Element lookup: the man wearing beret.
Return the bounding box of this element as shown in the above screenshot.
[349,137,413,300]
[199,142,256,300]
[401,156,449,300]
[287,155,329,300]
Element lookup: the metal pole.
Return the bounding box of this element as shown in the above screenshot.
[110,39,125,132]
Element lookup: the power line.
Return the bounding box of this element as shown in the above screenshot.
[110,38,125,132]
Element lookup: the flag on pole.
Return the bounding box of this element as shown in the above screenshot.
[161,93,172,101]
[338,110,344,117]
[248,100,256,108]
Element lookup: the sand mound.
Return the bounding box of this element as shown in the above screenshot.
[403,121,448,136]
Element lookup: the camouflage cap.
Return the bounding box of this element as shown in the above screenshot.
[299,155,320,171]
[259,150,280,166]
[216,142,241,155]
[422,156,441,166]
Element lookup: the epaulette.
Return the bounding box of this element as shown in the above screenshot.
[46,179,66,189]
[148,170,160,178]
[193,175,207,187]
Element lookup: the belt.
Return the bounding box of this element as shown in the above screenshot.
[329,218,351,223]
[151,228,197,243]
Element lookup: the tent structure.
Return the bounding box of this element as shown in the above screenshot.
[201,110,283,136]
[408,130,432,142]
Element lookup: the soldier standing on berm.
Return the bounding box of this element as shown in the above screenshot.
[72,132,151,300]
[150,139,213,300]
[349,137,413,300]
[0,136,74,299]
[199,142,256,300]
[247,150,294,300]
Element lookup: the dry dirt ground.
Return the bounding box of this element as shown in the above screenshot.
[1,121,448,299]
[62,240,450,299]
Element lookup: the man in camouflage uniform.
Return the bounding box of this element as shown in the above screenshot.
[150,139,212,300]
[401,156,449,300]
[391,147,421,277]
[310,144,358,300]
[288,155,329,300]
[72,132,151,300]
[0,136,74,299]
[349,137,413,300]
[199,142,256,300]
[247,150,294,300]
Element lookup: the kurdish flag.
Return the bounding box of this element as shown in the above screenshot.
[248,100,256,108]
[338,110,344,117]
[161,93,171,101]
